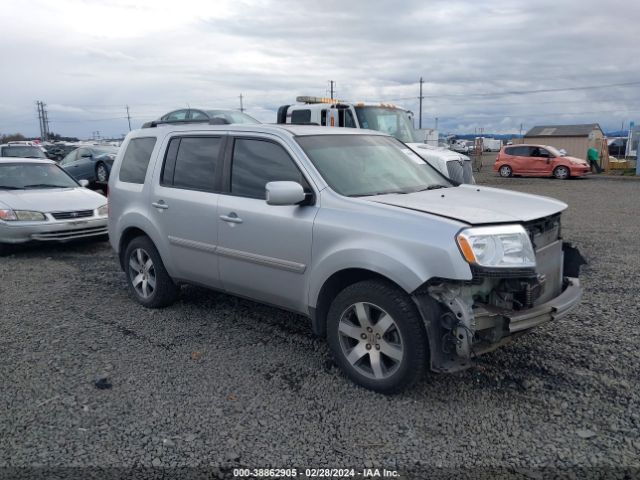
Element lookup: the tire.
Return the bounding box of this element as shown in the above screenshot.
[499,165,512,177]
[123,236,178,308]
[95,162,109,183]
[327,279,429,393]
[553,165,570,180]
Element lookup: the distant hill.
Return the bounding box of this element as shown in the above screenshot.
[450,131,629,140]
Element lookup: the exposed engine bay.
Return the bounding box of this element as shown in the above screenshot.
[413,213,586,372]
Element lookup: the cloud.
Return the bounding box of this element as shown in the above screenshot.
[0,0,638,138]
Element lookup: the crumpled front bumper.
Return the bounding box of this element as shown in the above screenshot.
[480,277,582,334]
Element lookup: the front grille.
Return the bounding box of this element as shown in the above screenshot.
[522,213,561,250]
[31,225,107,241]
[522,213,563,304]
[446,159,474,184]
[51,210,94,220]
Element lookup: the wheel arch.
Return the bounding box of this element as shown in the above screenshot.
[310,267,418,338]
[117,221,173,275]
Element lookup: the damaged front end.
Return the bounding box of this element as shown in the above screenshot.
[413,214,585,373]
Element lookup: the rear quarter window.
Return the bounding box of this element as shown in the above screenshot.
[118,137,157,184]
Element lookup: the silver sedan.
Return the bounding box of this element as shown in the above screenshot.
[0,158,108,254]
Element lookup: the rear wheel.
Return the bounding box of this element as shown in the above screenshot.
[124,236,178,308]
[95,162,109,183]
[499,165,513,177]
[327,279,428,393]
[553,165,570,180]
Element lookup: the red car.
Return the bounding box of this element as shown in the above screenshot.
[494,144,590,179]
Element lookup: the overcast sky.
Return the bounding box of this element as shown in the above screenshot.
[1,0,639,139]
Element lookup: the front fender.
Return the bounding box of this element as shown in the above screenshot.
[308,242,470,308]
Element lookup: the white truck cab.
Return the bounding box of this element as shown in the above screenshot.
[277,97,474,183]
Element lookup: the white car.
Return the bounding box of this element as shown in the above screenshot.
[0,158,108,254]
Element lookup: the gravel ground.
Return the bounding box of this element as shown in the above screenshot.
[1,172,639,479]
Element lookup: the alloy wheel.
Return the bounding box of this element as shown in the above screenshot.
[128,248,156,299]
[96,164,108,183]
[337,302,404,380]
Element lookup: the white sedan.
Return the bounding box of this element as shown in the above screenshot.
[0,158,108,254]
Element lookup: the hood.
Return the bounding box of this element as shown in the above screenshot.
[363,185,567,224]
[0,187,106,212]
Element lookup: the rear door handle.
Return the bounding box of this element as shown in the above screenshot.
[152,201,169,210]
[220,213,243,224]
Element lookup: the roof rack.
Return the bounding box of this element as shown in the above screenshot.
[141,118,231,129]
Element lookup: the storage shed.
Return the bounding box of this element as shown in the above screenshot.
[522,123,605,160]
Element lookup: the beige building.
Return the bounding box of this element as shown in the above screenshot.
[512,124,605,160]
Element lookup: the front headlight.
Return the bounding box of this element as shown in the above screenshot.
[0,209,46,221]
[97,204,108,216]
[456,225,536,268]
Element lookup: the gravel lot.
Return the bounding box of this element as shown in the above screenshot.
[1,171,639,478]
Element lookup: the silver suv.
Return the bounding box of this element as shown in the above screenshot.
[108,124,583,393]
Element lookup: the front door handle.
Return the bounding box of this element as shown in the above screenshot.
[220,212,243,224]
[152,201,169,210]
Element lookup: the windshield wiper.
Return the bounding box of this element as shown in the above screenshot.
[0,185,25,190]
[411,184,449,192]
[350,190,409,197]
[23,184,69,189]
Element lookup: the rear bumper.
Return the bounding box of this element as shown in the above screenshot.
[0,217,108,244]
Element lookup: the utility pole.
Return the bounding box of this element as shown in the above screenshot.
[435,117,438,130]
[126,105,132,131]
[329,80,335,100]
[239,94,244,112]
[519,123,523,137]
[42,103,50,141]
[418,77,424,130]
[36,101,44,141]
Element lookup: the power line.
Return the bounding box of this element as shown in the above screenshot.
[375,80,640,102]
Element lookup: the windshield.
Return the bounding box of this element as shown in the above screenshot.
[545,145,564,157]
[296,135,451,197]
[354,106,421,143]
[0,163,79,189]
[1,146,47,159]
[205,110,260,124]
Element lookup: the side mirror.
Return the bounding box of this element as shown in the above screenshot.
[79,179,90,187]
[265,181,306,206]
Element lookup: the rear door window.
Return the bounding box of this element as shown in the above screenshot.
[162,136,222,192]
[119,137,157,184]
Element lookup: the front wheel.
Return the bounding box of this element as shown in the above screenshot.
[553,165,570,180]
[327,280,429,393]
[124,236,178,308]
[499,165,512,177]
[95,162,109,183]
